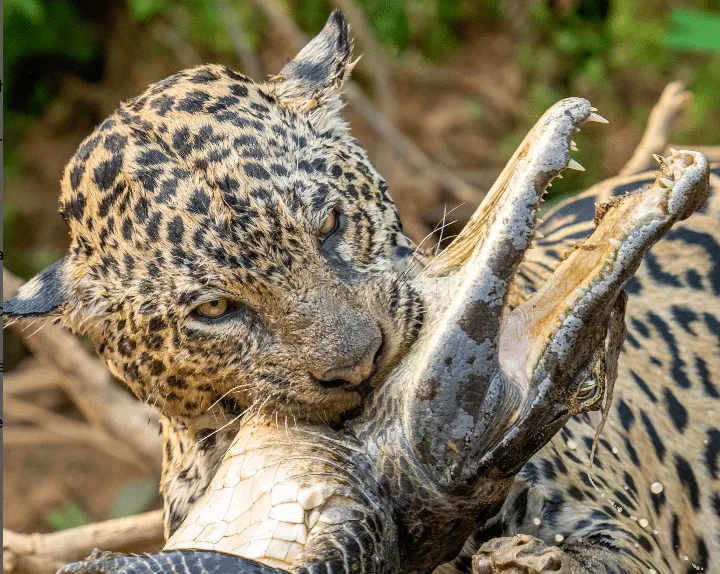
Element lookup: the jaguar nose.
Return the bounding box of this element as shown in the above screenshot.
[315,336,383,388]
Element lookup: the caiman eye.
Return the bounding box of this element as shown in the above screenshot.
[577,376,601,404]
[319,210,340,241]
[194,298,230,319]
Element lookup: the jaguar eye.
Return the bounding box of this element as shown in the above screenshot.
[195,299,230,319]
[319,210,340,241]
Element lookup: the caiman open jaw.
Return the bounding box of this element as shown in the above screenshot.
[486,148,710,477]
[402,97,610,488]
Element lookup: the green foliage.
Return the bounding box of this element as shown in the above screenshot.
[514,0,720,199]
[4,0,98,112]
[666,8,720,52]
[127,0,259,55]
[110,478,160,519]
[291,0,474,59]
[5,0,46,23]
[45,502,94,531]
[128,0,167,21]
[355,0,409,54]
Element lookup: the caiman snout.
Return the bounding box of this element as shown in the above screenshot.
[314,334,382,388]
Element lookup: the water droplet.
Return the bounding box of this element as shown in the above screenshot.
[555,533,564,543]
[612,446,619,454]
[533,517,541,526]
[684,556,689,561]
[639,518,649,528]
[624,485,629,490]
[653,530,659,535]
[650,481,664,494]
[649,569,657,574]
[634,543,639,548]
[566,439,578,450]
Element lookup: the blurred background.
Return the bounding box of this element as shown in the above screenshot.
[3,0,720,539]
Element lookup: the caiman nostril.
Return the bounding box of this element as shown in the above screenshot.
[316,336,382,388]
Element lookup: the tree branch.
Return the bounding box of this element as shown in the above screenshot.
[4,396,144,468]
[3,511,164,574]
[620,82,692,176]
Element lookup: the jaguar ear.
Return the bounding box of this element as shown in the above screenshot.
[270,10,354,109]
[4,258,70,319]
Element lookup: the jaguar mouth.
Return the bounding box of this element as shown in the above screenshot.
[316,377,358,389]
[313,334,385,393]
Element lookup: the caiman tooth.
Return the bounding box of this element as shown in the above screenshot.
[653,154,663,165]
[588,112,609,123]
[535,231,545,239]
[609,238,622,248]
[537,218,544,224]
[568,158,585,171]
[570,141,578,151]
[659,177,675,189]
[556,173,563,179]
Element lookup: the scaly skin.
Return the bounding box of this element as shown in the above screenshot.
[58,98,709,573]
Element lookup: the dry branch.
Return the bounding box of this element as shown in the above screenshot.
[4,396,143,467]
[3,363,65,395]
[3,511,164,574]
[3,269,162,464]
[2,427,96,446]
[620,82,692,176]
[395,65,524,120]
[345,83,480,203]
